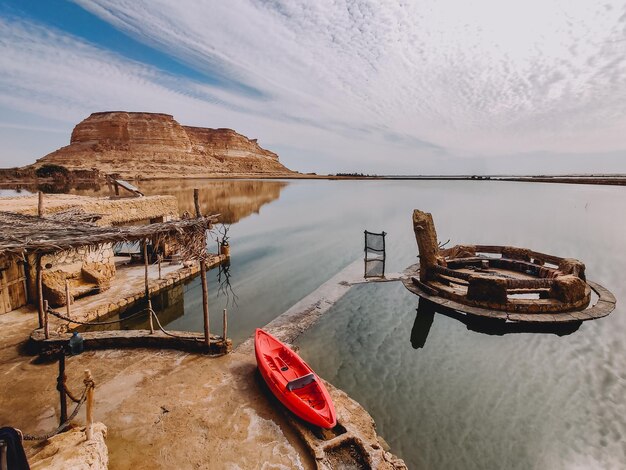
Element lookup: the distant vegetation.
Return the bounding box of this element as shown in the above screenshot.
[333,172,375,177]
[35,164,70,179]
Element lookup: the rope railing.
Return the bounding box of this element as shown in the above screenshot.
[46,305,207,342]
[46,305,151,326]
[21,380,93,441]
[147,307,203,341]
[64,383,82,404]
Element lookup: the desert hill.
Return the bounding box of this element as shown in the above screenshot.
[33,111,296,179]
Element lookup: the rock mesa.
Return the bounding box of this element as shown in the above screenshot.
[35,112,295,178]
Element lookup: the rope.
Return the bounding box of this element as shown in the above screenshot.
[148,308,203,341]
[47,306,208,342]
[22,383,92,441]
[64,384,82,404]
[47,305,151,326]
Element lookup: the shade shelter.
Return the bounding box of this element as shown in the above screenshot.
[0,210,218,345]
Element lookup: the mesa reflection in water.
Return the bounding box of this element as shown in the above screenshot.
[71,178,288,224]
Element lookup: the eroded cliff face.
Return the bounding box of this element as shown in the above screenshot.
[71,112,192,153]
[36,112,295,178]
[184,126,279,161]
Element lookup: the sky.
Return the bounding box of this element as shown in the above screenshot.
[1,0,626,175]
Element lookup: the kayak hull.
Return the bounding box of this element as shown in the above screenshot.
[255,329,337,429]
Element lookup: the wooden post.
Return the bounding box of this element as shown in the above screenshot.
[200,260,210,347]
[193,188,201,218]
[44,300,49,339]
[38,191,44,217]
[222,308,228,340]
[148,299,154,334]
[65,278,71,317]
[158,254,162,280]
[194,188,210,346]
[143,240,149,300]
[36,255,44,329]
[58,353,68,426]
[106,177,112,197]
[84,370,94,441]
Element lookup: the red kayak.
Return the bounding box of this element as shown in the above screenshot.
[255,328,337,429]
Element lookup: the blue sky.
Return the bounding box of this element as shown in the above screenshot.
[1,0,626,174]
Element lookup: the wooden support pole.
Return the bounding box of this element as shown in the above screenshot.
[58,353,67,426]
[43,300,49,339]
[222,308,228,341]
[148,299,154,334]
[0,271,9,315]
[200,260,210,347]
[158,254,162,280]
[37,191,44,217]
[193,188,201,218]
[143,240,149,300]
[84,370,94,441]
[194,187,210,346]
[36,255,44,329]
[65,278,71,318]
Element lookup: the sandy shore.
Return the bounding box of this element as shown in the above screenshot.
[0,302,407,469]
[0,311,313,469]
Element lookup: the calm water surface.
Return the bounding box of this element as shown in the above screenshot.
[19,179,626,468]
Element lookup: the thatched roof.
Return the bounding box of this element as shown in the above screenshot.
[0,210,218,259]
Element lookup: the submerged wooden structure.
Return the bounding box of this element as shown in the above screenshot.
[403,210,616,323]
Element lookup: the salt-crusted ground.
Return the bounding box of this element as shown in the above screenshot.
[0,311,313,469]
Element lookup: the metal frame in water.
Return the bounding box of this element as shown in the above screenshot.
[364,230,386,278]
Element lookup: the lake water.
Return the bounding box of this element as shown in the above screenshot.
[11,178,626,469]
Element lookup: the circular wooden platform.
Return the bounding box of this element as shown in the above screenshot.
[402,265,616,323]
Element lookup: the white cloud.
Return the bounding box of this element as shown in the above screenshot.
[73,0,626,157]
[1,1,626,172]
[0,15,424,170]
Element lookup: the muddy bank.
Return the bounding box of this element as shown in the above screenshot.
[0,312,313,469]
[2,299,406,469]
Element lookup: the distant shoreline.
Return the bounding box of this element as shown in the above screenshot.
[326,174,626,186]
[2,172,626,187]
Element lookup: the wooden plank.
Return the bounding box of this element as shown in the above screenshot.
[114,179,143,195]
[0,271,10,314]
[0,258,27,313]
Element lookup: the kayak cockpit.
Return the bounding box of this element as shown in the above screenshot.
[287,373,316,391]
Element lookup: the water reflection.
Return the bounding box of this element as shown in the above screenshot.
[0,180,100,195]
[4,178,624,469]
[410,298,436,348]
[216,260,238,307]
[411,297,581,349]
[74,179,288,223]
[2,179,288,224]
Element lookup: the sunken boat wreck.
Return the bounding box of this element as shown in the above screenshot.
[403,210,616,323]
